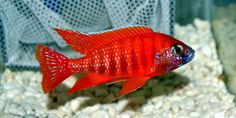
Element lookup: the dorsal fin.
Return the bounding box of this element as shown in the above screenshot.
[54,26,153,55]
[54,28,89,55]
[88,26,153,46]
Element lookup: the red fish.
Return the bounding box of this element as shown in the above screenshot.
[35,26,194,97]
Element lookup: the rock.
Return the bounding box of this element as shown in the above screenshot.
[47,112,60,118]
[4,101,19,114]
[189,112,201,118]
[194,19,210,29]
[117,113,131,118]
[91,110,109,118]
[48,110,65,118]
[70,99,80,113]
[74,112,90,118]
[116,100,128,112]
[106,106,117,117]
[152,98,163,108]
[5,69,13,82]
[142,105,154,113]
[82,104,101,114]
[0,99,5,112]
[171,103,180,113]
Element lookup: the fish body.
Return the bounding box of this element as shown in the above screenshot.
[36,26,195,97]
[70,33,154,76]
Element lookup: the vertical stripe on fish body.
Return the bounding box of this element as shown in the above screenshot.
[70,33,155,77]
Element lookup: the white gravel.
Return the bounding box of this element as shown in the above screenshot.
[0,19,236,118]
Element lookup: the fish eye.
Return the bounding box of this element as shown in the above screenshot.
[171,44,183,56]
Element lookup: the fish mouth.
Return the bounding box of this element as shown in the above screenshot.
[182,48,195,65]
[187,52,195,62]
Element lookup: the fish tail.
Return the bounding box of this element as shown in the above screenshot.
[35,45,72,93]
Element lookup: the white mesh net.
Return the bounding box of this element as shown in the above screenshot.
[0,0,175,69]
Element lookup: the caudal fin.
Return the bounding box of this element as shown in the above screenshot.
[35,45,72,93]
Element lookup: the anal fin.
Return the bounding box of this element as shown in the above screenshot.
[68,73,112,94]
[106,77,128,85]
[117,77,150,98]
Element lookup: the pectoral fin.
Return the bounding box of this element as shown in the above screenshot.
[68,73,112,94]
[117,77,150,98]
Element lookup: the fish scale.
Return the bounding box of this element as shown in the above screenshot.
[72,34,155,77]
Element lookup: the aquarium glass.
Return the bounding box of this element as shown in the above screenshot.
[211,0,236,98]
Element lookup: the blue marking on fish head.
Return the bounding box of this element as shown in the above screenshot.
[182,46,195,65]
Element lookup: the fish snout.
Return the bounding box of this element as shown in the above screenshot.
[182,47,195,64]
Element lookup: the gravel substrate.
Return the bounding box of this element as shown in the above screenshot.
[0,19,236,118]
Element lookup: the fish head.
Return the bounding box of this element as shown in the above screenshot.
[153,33,195,73]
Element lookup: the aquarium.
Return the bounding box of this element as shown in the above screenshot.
[0,0,236,118]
